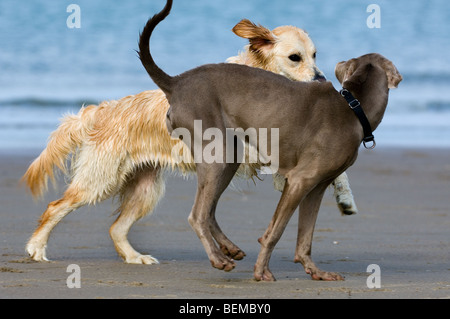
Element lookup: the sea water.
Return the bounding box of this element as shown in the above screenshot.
[1,0,450,151]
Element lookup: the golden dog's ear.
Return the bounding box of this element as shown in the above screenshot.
[232,19,277,54]
[382,59,402,89]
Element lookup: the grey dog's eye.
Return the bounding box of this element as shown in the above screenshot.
[289,54,302,62]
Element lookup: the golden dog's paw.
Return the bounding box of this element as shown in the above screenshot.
[125,255,159,265]
[26,241,50,262]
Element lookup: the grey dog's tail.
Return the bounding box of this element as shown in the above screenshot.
[138,0,174,97]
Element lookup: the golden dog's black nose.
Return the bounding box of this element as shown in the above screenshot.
[314,73,327,82]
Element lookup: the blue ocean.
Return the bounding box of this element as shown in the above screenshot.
[1,0,450,151]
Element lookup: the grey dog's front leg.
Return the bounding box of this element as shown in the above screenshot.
[255,176,316,281]
[294,182,344,281]
[274,172,357,216]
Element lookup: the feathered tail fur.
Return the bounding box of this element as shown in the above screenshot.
[21,105,97,198]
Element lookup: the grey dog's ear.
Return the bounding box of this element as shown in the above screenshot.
[335,59,371,88]
[382,59,402,89]
[335,60,349,85]
[232,19,277,54]
[336,55,403,89]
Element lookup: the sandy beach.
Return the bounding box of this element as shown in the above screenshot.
[0,147,449,300]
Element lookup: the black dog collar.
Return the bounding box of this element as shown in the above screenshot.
[340,88,376,149]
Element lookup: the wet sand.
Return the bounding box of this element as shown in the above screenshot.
[0,148,449,299]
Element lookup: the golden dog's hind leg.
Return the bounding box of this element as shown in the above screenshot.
[109,165,164,265]
[26,187,86,262]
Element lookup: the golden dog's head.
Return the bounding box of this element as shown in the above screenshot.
[230,19,326,82]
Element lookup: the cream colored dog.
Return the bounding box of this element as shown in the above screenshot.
[23,19,357,264]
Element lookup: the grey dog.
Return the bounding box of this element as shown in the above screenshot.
[139,0,402,281]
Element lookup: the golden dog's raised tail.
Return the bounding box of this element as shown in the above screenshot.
[138,0,174,98]
[21,105,96,198]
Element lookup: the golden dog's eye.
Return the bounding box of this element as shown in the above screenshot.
[313,52,317,59]
[289,54,302,62]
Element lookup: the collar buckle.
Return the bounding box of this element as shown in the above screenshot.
[340,88,376,150]
[348,99,361,110]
